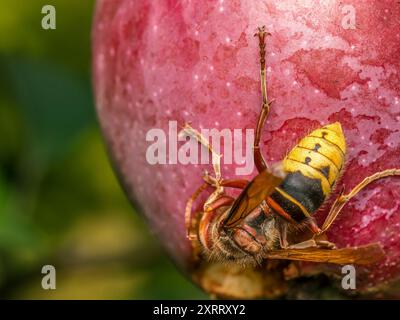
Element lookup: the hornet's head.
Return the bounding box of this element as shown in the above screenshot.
[198,204,280,266]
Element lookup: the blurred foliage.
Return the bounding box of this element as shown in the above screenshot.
[0,0,206,299]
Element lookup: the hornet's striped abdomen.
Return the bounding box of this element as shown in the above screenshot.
[267,122,346,222]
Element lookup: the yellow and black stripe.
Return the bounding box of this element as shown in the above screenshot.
[269,122,346,222]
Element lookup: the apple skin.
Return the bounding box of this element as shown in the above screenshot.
[92,0,400,297]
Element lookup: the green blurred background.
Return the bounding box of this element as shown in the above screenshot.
[0,0,206,299]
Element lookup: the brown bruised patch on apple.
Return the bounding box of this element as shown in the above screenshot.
[92,0,400,297]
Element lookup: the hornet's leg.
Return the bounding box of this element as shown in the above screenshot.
[186,187,234,260]
[307,219,322,235]
[204,195,236,212]
[180,124,250,207]
[318,169,400,235]
[181,124,249,242]
[180,123,222,181]
[185,182,209,241]
[220,179,249,189]
[280,221,336,250]
[254,26,274,173]
[180,123,224,209]
[185,178,249,240]
[198,195,236,254]
[287,239,336,250]
[278,222,289,249]
[185,179,247,255]
[181,123,223,247]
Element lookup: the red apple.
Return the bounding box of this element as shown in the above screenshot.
[92,0,400,298]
